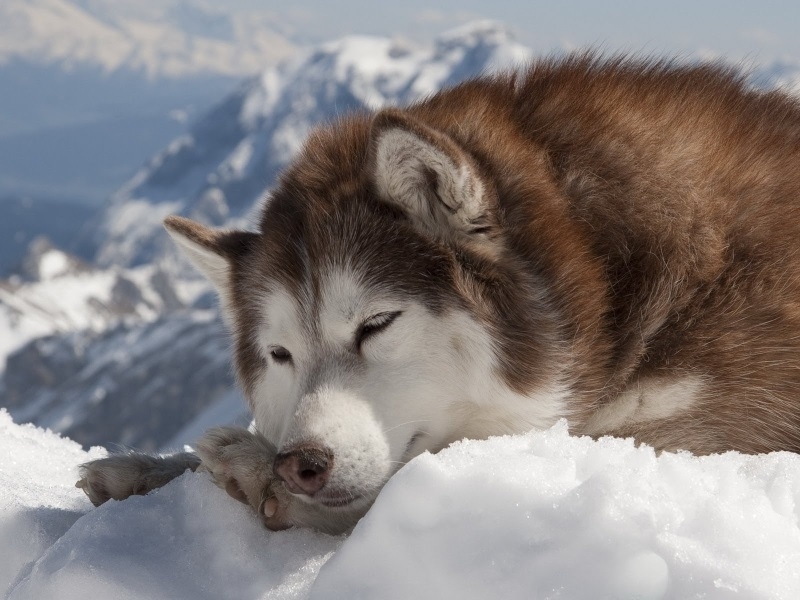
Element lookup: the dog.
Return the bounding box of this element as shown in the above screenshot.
[77,54,800,534]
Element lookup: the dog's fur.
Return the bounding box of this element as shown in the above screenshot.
[78,55,800,534]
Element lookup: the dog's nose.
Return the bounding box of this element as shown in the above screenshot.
[273,445,333,496]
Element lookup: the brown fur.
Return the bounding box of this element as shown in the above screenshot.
[183,54,800,455]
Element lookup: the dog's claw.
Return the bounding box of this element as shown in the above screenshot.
[263,496,279,518]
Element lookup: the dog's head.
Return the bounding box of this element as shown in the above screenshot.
[165,109,565,521]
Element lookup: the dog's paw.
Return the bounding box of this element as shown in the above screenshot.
[76,452,201,506]
[195,427,293,530]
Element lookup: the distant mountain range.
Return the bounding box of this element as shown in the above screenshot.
[3,21,800,452]
[0,0,296,80]
[0,0,298,204]
[87,21,532,267]
[0,196,95,277]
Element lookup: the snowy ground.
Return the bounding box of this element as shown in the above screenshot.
[3,409,800,600]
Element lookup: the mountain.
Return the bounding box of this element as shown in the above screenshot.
[0,243,187,369]
[88,21,532,267]
[0,0,296,81]
[1,312,244,452]
[0,239,247,451]
[0,196,96,277]
[0,0,298,205]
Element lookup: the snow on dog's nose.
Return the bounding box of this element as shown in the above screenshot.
[273,445,333,496]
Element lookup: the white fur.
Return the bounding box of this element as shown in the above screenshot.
[251,287,307,446]
[584,376,704,435]
[248,266,570,517]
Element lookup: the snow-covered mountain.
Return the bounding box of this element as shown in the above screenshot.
[0,0,299,204]
[0,242,189,364]
[0,237,244,451]
[0,197,96,277]
[88,21,531,267]
[1,311,245,452]
[0,0,296,79]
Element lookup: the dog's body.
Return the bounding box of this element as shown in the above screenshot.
[78,56,800,533]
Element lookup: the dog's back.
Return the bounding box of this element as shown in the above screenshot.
[372,57,800,453]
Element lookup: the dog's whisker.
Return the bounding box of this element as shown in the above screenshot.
[381,420,431,435]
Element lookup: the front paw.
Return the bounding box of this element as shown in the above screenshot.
[195,427,293,530]
[76,452,201,506]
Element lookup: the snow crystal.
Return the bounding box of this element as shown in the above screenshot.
[4,413,800,599]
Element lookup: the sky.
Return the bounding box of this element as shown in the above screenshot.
[226,0,800,65]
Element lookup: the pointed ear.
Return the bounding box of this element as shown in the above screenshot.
[369,109,494,240]
[163,216,257,294]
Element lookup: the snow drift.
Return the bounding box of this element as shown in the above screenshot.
[3,409,799,599]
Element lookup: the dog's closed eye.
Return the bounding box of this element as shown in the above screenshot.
[356,311,402,351]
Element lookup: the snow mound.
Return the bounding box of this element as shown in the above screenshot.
[9,474,342,600]
[0,409,104,595]
[316,421,800,599]
[4,413,800,599]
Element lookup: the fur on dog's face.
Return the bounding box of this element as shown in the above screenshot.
[164,110,567,517]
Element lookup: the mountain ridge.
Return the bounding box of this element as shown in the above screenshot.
[0,0,296,79]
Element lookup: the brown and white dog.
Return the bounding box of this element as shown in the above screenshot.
[77,55,800,534]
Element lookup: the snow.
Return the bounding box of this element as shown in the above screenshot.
[239,68,285,129]
[316,422,800,599]
[0,409,104,595]
[0,270,116,368]
[36,249,71,280]
[4,412,800,599]
[219,138,255,181]
[0,262,178,373]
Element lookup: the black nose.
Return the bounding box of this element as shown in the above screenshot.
[273,445,333,496]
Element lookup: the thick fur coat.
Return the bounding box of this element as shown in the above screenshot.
[78,55,800,533]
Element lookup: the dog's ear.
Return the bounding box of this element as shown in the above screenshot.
[369,109,494,240]
[163,215,257,295]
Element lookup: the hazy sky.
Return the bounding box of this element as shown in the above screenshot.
[226,0,800,65]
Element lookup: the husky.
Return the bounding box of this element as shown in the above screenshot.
[77,55,800,534]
